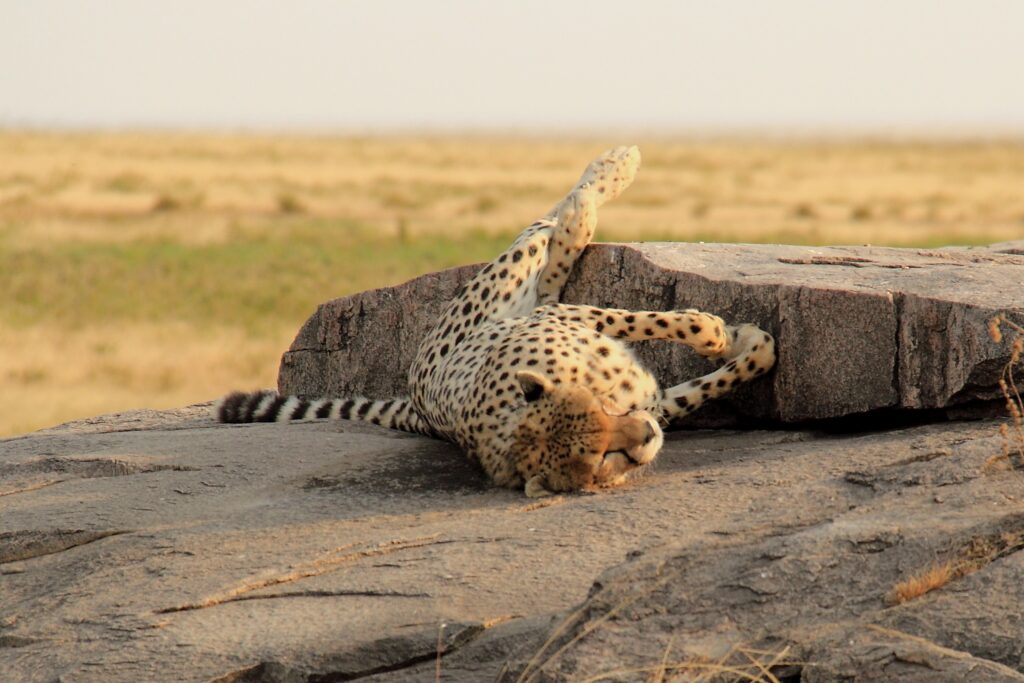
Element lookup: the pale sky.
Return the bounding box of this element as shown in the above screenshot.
[3,0,1023,134]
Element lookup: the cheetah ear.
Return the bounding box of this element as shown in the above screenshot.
[516,371,553,402]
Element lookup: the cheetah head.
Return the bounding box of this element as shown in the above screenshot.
[511,371,663,497]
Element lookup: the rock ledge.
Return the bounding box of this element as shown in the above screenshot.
[280,241,1024,422]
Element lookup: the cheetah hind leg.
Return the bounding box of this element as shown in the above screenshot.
[653,323,777,423]
[536,146,641,305]
[547,145,642,217]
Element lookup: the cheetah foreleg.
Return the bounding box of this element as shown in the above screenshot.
[532,304,731,356]
[653,324,776,423]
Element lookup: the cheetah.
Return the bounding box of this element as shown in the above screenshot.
[217,147,776,497]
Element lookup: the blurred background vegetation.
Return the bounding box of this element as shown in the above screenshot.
[2,131,1023,435]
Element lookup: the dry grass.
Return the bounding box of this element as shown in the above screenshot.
[986,315,1024,470]
[0,323,287,436]
[889,560,959,604]
[5,132,1024,247]
[889,529,1024,604]
[505,574,797,682]
[2,131,1023,436]
[578,644,796,682]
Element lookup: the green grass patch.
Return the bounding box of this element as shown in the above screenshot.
[0,220,515,333]
[0,216,1005,335]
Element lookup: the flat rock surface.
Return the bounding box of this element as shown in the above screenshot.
[279,240,1024,424]
[2,406,1023,681]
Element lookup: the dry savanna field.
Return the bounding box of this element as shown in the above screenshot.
[2,131,1023,436]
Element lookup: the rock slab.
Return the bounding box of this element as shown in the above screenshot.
[2,407,1023,681]
[279,241,1024,422]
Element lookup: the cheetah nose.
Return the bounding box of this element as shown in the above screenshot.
[643,422,657,445]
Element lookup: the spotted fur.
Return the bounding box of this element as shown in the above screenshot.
[217,147,776,497]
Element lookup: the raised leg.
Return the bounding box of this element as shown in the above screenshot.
[653,324,777,422]
[536,146,641,305]
[413,147,642,358]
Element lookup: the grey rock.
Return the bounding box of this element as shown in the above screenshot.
[279,264,480,402]
[278,241,1024,423]
[2,404,1023,681]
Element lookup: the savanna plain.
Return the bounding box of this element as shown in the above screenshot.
[2,132,1022,436]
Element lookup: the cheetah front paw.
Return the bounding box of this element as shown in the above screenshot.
[709,324,777,376]
[525,475,555,498]
[574,145,641,207]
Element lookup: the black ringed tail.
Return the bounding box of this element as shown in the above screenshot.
[214,390,437,437]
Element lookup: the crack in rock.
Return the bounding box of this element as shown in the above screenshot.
[0,529,131,564]
[158,535,506,615]
[207,621,490,683]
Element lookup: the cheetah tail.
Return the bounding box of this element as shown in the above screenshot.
[214,390,437,437]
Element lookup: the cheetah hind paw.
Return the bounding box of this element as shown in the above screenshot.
[574,145,641,207]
